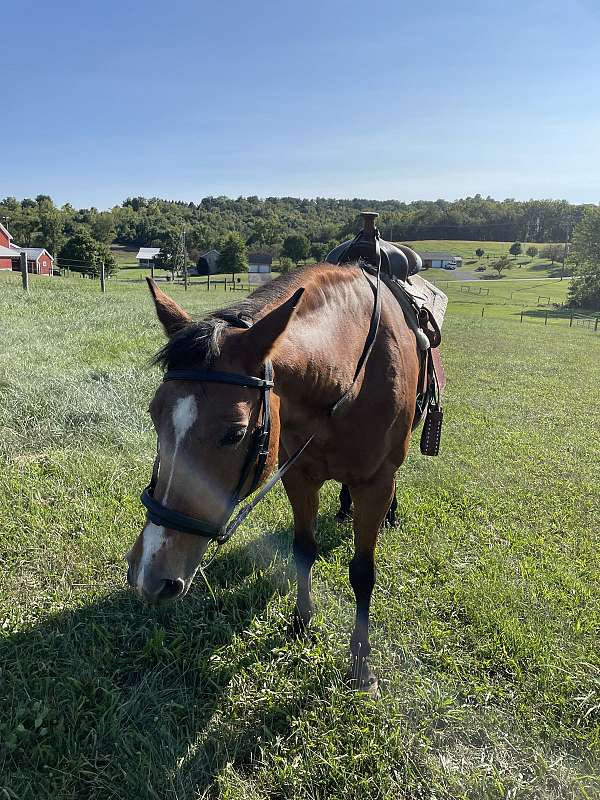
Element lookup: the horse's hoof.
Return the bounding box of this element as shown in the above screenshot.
[335,510,352,524]
[359,675,381,699]
[287,611,311,640]
[345,665,380,699]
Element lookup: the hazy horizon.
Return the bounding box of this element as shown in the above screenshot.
[2,192,596,213]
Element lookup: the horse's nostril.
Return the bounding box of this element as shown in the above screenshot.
[157,578,185,601]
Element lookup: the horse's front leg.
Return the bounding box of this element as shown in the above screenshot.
[347,474,395,697]
[282,469,322,636]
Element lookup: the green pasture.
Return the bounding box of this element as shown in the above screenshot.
[0,271,598,799]
[402,240,568,279]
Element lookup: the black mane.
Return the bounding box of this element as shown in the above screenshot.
[152,269,306,370]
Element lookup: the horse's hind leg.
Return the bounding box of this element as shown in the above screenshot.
[347,474,395,697]
[341,482,397,527]
[282,470,322,636]
[384,489,398,527]
[335,483,352,522]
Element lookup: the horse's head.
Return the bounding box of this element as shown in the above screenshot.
[126,279,303,604]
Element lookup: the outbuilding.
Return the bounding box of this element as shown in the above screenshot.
[195,249,220,275]
[0,223,54,275]
[136,247,161,269]
[248,251,272,285]
[418,251,462,269]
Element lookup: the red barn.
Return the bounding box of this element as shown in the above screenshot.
[0,222,54,275]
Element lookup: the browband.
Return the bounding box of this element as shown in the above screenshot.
[163,369,273,389]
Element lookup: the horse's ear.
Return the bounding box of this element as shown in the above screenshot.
[146,277,192,337]
[244,287,305,362]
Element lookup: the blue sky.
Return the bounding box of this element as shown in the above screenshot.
[2,0,599,208]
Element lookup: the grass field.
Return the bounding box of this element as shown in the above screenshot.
[110,239,567,283]
[402,240,568,280]
[0,271,598,799]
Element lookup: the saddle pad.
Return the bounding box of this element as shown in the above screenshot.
[382,273,448,397]
[404,274,448,331]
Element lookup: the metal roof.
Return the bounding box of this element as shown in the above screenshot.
[0,246,52,260]
[248,251,273,265]
[136,247,161,260]
[23,248,52,260]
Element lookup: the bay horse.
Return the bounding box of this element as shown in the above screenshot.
[126,264,421,695]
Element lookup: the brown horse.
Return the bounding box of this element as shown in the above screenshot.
[126,264,421,694]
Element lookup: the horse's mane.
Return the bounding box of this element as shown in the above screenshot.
[152,268,309,370]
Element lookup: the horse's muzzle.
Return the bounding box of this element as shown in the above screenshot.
[127,565,185,605]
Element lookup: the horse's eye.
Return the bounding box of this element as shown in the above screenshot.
[220,426,247,446]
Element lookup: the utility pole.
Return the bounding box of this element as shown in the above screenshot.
[20,250,29,291]
[182,226,188,291]
[560,223,571,282]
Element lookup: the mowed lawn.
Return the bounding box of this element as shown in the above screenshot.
[0,271,598,799]
[402,240,568,279]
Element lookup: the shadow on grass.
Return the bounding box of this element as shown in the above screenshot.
[0,515,350,799]
[527,261,572,278]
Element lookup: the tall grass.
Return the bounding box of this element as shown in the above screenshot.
[0,272,598,799]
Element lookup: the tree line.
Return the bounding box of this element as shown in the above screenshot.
[1,193,598,307]
[1,193,590,259]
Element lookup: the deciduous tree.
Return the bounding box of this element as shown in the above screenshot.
[282,234,310,264]
[490,255,511,276]
[217,233,248,278]
[568,207,600,309]
[509,242,522,258]
[59,230,117,276]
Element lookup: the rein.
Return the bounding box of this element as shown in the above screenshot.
[141,262,383,567]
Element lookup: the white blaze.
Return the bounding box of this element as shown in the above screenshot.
[164,394,198,502]
[137,522,167,591]
[137,394,198,591]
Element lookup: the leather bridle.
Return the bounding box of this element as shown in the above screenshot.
[140,319,315,567]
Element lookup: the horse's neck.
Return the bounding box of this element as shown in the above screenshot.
[271,266,373,409]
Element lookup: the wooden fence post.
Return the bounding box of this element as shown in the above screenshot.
[544,311,548,326]
[481,306,485,318]
[100,260,106,293]
[520,311,523,323]
[207,274,211,291]
[20,251,29,291]
[570,314,573,328]
[595,317,599,332]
